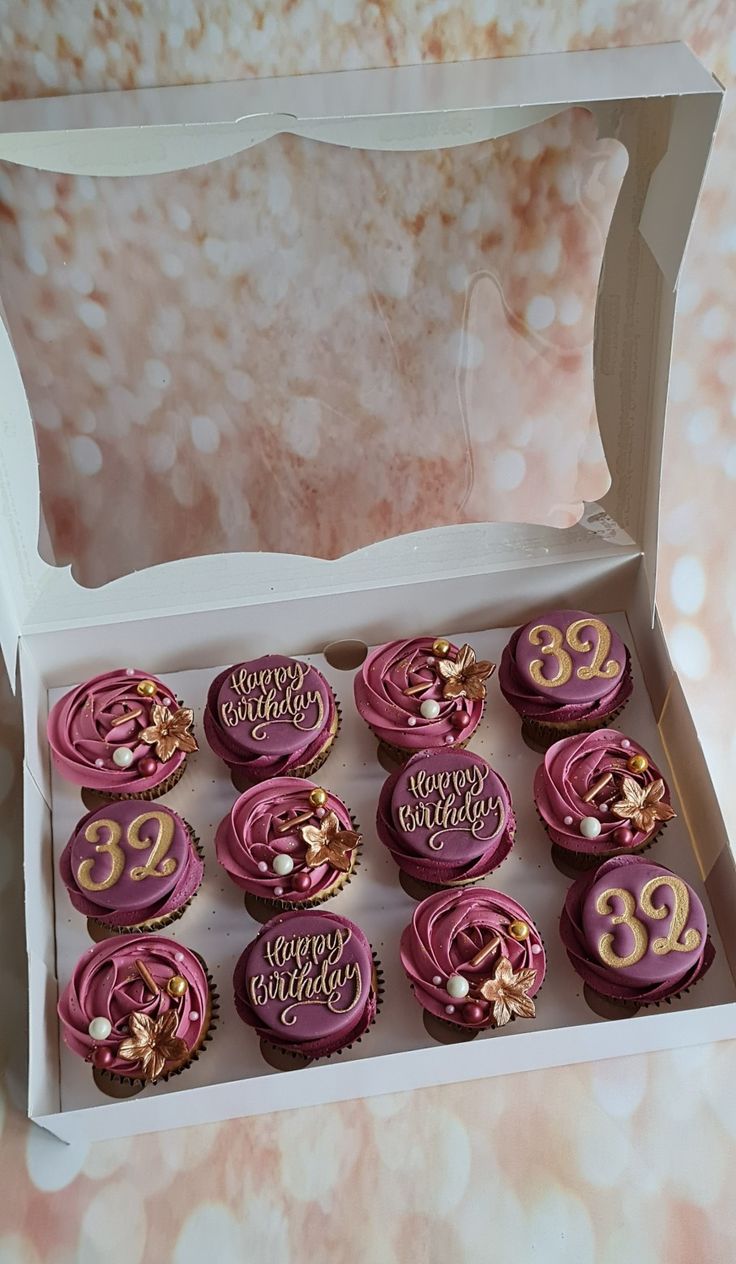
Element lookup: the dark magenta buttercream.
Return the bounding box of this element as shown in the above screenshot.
[233,909,377,1059]
[377,749,514,883]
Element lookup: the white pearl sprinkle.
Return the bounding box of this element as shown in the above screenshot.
[621,739,631,748]
[407,716,417,727]
[274,886,284,896]
[189,1011,199,1021]
[420,699,441,721]
[94,758,105,768]
[446,974,470,999]
[563,815,573,826]
[445,1004,455,1015]
[272,854,294,877]
[432,975,442,985]
[112,746,134,768]
[88,1016,111,1041]
[580,815,602,838]
[257,861,268,873]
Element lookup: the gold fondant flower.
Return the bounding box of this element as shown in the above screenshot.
[117,1010,189,1080]
[437,644,495,701]
[611,777,676,833]
[139,704,198,762]
[478,956,537,1028]
[301,811,360,872]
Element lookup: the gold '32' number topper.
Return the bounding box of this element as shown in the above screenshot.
[528,617,620,689]
[76,812,178,892]
[595,876,702,969]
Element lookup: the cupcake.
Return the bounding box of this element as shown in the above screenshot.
[400,887,546,1041]
[377,748,514,897]
[233,908,380,1066]
[48,668,197,800]
[60,801,204,937]
[560,855,714,1016]
[499,611,632,749]
[204,655,339,788]
[354,636,494,765]
[216,777,360,916]
[58,933,216,1096]
[534,729,675,870]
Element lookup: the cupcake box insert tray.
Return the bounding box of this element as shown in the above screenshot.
[2,43,734,1140]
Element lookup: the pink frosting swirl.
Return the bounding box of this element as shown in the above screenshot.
[354,637,486,754]
[59,802,204,928]
[560,856,714,1003]
[48,668,189,793]
[400,887,545,1030]
[377,749,515,883]
[216,777,358,903]
[58,934,210,1077]
[534,729,674,856]
[233,909,377,1059]
[499,611,632,723]
[204,656,336,781]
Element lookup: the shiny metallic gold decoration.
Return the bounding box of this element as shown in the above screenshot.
[128,811,177,880]
[308,787,328,808]
[136,680,157,697]
[508,920,530,941]
[139,704,198,762]
[432,638,451,658]
[595,887,648,969]
[582,772,613,803]
[109,707,143,727]
[135,960,160,996]
[277,810,313,834]
[301,811,360,872]
[479,957,537,1027]
[404,682,431,696]
[438,644,495,701]
[611,777,675,833]
[527,623,573,689]
[639,875,702,957]
[76,818,125,892]
[566,617,620,681]
[117,1010,189,1080]
[627,753,649,774]
[468,935,501,968]
[167,975,188,998]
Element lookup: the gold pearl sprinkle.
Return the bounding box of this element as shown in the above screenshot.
[627,754,649,774]
[508,920,530,941]
[309,787,328,808]
[166,975,187,998]
[136,679,157,698]
[432,638,451,658]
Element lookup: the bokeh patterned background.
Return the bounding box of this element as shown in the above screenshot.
[1,2,736,1261]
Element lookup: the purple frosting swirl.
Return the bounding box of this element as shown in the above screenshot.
[204,656,336,781]
[60,801,203,928]
[58,934,210,1077]
[534,729,673,856]
[377,749,514,883]
[233,909,377,1058]
[354,637,485,754]
[560,856,714,1003]
[216,777,358,903]
[47,668,188,793]
[400,887,545,1030]
[499,611,632,723]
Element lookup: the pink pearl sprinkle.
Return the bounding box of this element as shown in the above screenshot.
[274,886,284,896]
[445,735,453,745]
[532,944,542,954]
[432,975,442,985]
[407,717,417,727]
[125,668,135,676]
[175,953,184,962]
[621,739,631,748]
[257,861,268,872]
[445,1004,455,1015]
[95,758,104,768]
[315,807,326,819]
[189,1011,199,1021]
[563,816,573,826]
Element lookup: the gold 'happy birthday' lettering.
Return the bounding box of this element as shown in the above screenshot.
[220,661,324,741]
[249,927,362,1025]
[397,763,505,851]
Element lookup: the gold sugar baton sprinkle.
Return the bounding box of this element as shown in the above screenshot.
[276,811,314,834]
[135,960,160,996]
[582,772,614,803]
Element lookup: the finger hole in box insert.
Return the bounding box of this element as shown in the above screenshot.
[323,640,368,670]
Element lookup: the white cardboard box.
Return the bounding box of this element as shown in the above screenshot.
[1,42,734,1143]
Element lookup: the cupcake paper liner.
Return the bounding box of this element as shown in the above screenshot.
[520,697,630,753]
[83,759,188,805]
[376,734,472,770]
[92,960,219,1094]
[259,949,384,1068]
[85,824,205,940]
